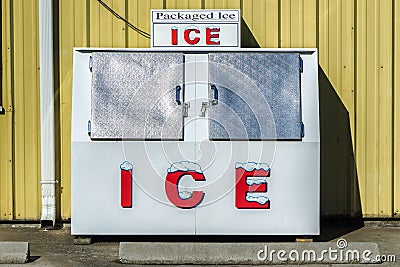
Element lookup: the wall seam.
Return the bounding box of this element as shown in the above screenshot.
[87,0,90,46]
[9,0,15,219]
[278,0,281,47]
[124,0,128,47]
[391,0,395,217]
[316,0,319,49]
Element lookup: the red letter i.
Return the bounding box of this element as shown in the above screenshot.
[171,27,178,45]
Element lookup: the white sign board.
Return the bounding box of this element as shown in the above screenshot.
[151,10,240,48]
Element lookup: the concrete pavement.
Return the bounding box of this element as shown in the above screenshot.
[0,220,398,266]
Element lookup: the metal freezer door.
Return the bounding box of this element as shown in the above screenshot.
[90,52,184,140]
[72,51,197,234]
[208,53,302,140]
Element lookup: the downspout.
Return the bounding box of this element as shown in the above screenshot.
[39,0,56,226]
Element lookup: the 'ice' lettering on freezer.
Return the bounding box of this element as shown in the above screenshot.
[235,162,271,209]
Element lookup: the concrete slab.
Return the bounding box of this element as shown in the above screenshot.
[119,242,381,265]
[73,236,92,245]
[0,242,30,264]
[0,222,398,266]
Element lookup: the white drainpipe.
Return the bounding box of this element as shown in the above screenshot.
[39,0,56,226]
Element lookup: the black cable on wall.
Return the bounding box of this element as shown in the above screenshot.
[97,0,151,39]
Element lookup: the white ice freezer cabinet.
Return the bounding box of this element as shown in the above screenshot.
[71,49,320,235]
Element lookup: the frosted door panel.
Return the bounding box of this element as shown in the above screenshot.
[209,53,302,140]
[90,52,184,140]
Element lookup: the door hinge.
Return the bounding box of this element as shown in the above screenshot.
[301,122,305,138]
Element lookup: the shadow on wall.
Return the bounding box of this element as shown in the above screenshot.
[241,18,363,222]
[53,0,62,220]
[241,18,260,48]
[318,67,362,220]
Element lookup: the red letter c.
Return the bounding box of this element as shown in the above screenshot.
[184,28,200,45]
[165,170,205,209]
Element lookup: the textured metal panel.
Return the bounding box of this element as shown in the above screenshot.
[209,53,301,140]
[91,52,184,140]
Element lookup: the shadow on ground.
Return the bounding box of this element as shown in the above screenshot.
[89,219,363,243]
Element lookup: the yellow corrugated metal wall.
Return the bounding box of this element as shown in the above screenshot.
[395,0,400,218]
[0,0,399,220]
[0,0,14,220]
[0,0,41,220]
[356,0,393,217]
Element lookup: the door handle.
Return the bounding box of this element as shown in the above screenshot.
[175,85,182,105]
[175,85,190,117]
[211,84,218,105]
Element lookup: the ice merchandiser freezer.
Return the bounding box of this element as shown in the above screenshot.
[71,48,320,235]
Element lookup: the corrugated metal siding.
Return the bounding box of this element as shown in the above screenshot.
[318,0,356,216]
[13,0,41,220]
[1,0,399,219]
[0,0,41,220]
[0,0,14,220]
[356,0,394,217]
[395,0,400,217]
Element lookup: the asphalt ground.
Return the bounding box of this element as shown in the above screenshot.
[0,220,399,266]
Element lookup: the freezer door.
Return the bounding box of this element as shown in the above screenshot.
[208,53,302,140]
[90,52,184,140]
